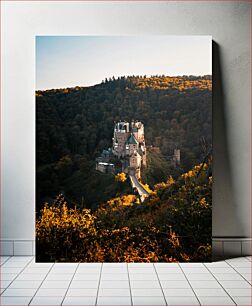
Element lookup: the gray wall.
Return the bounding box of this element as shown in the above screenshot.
[1,2,251,244]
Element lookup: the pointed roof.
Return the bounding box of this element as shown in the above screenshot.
[126,133,138,145]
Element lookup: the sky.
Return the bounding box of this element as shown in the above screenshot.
[36,36,212,90]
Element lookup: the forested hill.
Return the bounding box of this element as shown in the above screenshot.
[36,75,212,209]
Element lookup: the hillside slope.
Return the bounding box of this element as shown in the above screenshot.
[36,75,212,209]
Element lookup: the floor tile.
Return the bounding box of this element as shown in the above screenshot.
[189,280,221,288]
[102,267,127,273]
[1,256,251,306]
[40,280,71,288]
[235,267,252,274]
[214,273,246,281]
[232,296,252,305]
[102,263,126,267]
[131,288,163,296]
[205,261,230,267]
[1,274,17,281]
[241,274,252,283]
[129,274,158,281]
[76,267,101,274]
[225,288,252,296]
[0,296,32,305]
[2,288,37,296]
[179,263,205,267]
[8,280,42,289]
[70,280,99,288]
[132,296,166,305]
[35,287,67,296]
[129,269,156,274]
[74,274,100,281]
[53,263,78,267]
[0,288,5,294]
[0,256,10,264]
[1,267,23,274]
[228,262,252,268]
[62,296,96,305]
[0,280,12,288]
[76,264,101,270]
[2,261,28,268]
[182,267,209,274]
[160,280,191,288]
[163,288,195,296]
[155,263,179,267]
[208,267,236,274]
[129,265,155,270]
[22,267,50,274]
[97,296,132,305]
[99,281,129,288]
[194,288,228,296]
[98,288,130,296]
[184,273,215,281]
[30,296,64,305]
[27,262,53,268]
[16,273,46,281]
[78,263,102,268]
[67,288,98,296]
[165,296,200,305]
[227,257,250,263]
[198,296,236,305]
[219,280,252,288]
[128,263,153,269]
[158,273,186,280]
[155,267,181,274]
[45,273,73,281]
[101,274,128,281]
[50,267,77,274]
[8,256,33,262]
[130,280,160,289]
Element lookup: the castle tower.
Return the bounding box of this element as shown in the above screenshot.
[112,121,130,158]
[131,121,144,143]
[125,133,139,155]
[97,120,147,180]
[111,120,147,176]
[173,149,180,166]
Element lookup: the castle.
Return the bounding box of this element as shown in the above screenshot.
[112,121,147,179]
[96,120,180,181]
[96,120,147,179]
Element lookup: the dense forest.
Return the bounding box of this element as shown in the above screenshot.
[36,75,212,210]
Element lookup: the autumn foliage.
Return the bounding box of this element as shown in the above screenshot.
[36,75,212,210]
[115,172,127,183]
[133,76,212,92]
[36,163,212,262]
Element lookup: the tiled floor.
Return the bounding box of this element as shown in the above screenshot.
[0,256,251,305]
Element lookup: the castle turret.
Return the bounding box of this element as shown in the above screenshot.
[110,120,147,176]
[112,121,130,158]
[173,149,180,166]
[131,121,144,143]
[126,133,139,155]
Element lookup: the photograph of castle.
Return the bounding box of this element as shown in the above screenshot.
[36,36,212,262]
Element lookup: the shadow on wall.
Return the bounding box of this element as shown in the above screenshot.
[212,41,245,245]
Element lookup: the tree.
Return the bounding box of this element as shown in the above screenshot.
[115,172,127,183]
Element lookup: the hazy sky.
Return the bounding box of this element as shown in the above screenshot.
[36,36,212,90]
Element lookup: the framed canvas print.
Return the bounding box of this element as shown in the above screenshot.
[36,36,212,262]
